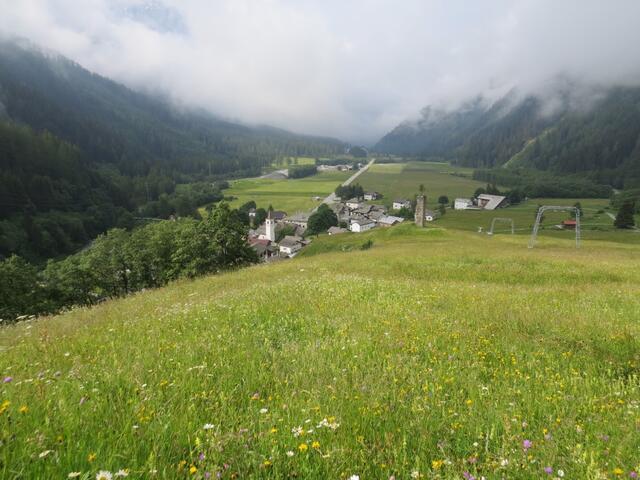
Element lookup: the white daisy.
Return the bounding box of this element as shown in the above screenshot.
[115,469,129,477]
[203,423,215,430]
[286,451,295,457]
[96,471,113,480]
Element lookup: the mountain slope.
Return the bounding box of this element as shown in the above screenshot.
[0,39,345,177]
[0,225,638,478]
[375,87,640,188]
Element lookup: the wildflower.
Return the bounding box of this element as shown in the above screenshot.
[203,423,215,430]
[96,471,113,480]
[259,408,268,414]
[39,450,53,458]
[3,377,12,383]
[292,426,304,437]
[465,399,473,406]
[613,469,624,476]
[432,460,444,470]
[0,400,10,414]
[557,470,565,477]
[463,473,476,480]
[544,466,553,474]
[79,397,87,406]
[19,405,28,414]
[199,453,205,461]
[411,470,420,478]
[88,453,97,462]
[312,441,320,449]
[629,471,638,479]
[500,459,509,467]
[286,451,295,457]
[523,439,532,450]
[270,427,278,433]
[263,460,272,467]
[115,469,129,477]
[348,476,360,480]
[298,443,308,452]
[68,473,81,479]
[189,465,197,474]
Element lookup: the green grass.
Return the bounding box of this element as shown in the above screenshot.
[356,162,487,207]
[1,225,639,479]
[222,171,351,214]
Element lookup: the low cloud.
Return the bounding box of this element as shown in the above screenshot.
[1,0,640,143]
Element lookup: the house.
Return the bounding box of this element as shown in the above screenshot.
[346,198,363,210]
[249,238,279,262]
[561,219,577,229]
[279,235,304,256]
[327,226,348,235]
[349,218,376,233]
[454,198,473,210]
[354,204,374,216]
[364,192,380,201]
[424,209,438,222]
[393,199,411,210]
[271,210,287,221]
[284,212,310,229]
[378,215,405,227]
[248,208,256,219]
[476,194,507,210]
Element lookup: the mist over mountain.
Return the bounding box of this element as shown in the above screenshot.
[375,84,640,189]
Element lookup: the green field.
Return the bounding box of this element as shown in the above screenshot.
[222,171,350,214]
[1,225,640,479]
[356,162,488,207]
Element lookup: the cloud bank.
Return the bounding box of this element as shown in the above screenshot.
[1,0,640,143]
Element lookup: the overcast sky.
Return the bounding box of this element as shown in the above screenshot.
[2,0,640,144]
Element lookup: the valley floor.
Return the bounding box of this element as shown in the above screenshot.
[1,226,639,479]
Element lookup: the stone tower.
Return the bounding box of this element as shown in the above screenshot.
[265,210,276,242]
[415,195,425,227]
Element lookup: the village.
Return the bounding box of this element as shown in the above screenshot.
[246,188,513,261]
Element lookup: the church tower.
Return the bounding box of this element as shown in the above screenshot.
[415,195,425,227]
[265,210,276,242]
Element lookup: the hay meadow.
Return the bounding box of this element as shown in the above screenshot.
[1,225,639,479]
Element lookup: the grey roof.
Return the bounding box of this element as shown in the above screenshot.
[378,215,405,225]
[477,194,507,210]
[279,235,304,248]
[327,226,348,234]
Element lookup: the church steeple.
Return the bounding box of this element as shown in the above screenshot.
[265,209,275,242]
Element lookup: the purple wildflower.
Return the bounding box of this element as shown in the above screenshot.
[630,472,638,479]
[3,376,12,383]
[204,472,211,479]
[463,472,476,480]
[544,466,553,474]
[523,439,532,450]
[199,453,205,461]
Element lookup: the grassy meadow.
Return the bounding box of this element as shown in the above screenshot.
[356,162,487,207]
[1,224,639,479]
[222,170,351,214]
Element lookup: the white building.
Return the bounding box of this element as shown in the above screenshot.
[454,198,473,210]
[349,219,376,233]
[279,235,303,256]
[364,192,380,201]
[424,210,438,222]
[346,198,362,210]
[378,215,404,227]
[392,199,411,210]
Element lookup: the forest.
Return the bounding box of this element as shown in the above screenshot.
[0,40,345,261]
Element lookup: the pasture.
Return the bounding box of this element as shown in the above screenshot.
[1,225,639,479]
[222,170,350,214]
[356,162,487,207]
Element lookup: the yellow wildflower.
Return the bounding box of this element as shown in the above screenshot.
[298,443,308,452]
[87,452,96,462]
[263,460,272,467]
[19,405,28,414]
[270,427,278,434]
[613,468,624,476]
[465,399,473,406]
[189,465,197,474]
[312,441,320,449]
[432,459,444,470]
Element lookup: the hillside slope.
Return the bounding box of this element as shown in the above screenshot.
[375,87,640,189]
[1,225,639,478]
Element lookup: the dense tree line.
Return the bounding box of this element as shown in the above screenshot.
[473,168,612,199]
[288,165,318,179]
[307,204,338,235]
[0,203,257,322]
[335,183,364,201]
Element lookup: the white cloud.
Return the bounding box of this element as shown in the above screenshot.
[1,0,640,143]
